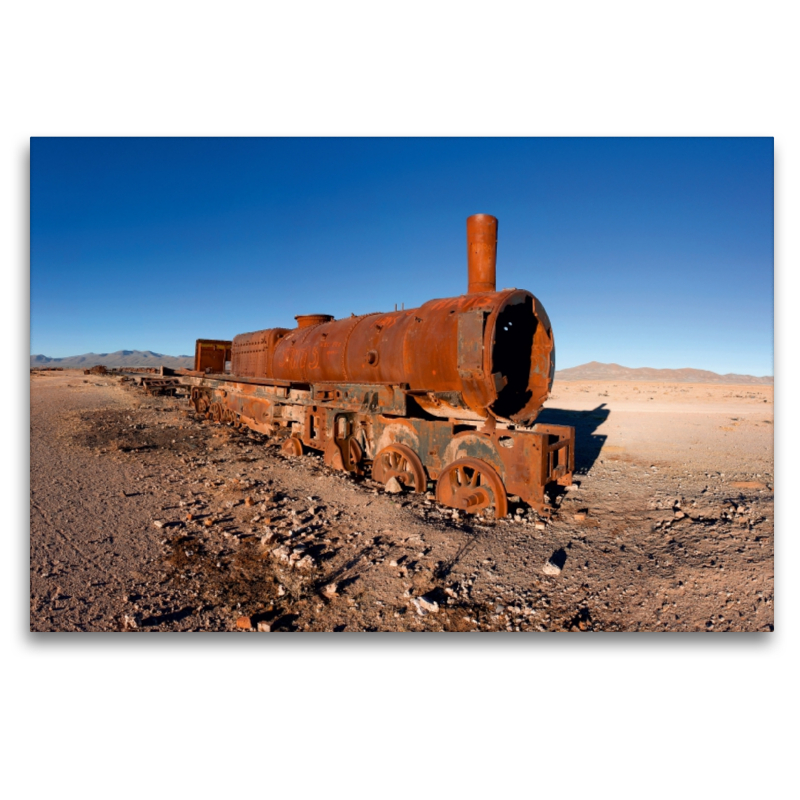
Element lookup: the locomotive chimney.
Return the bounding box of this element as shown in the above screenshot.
[467,214,498,294]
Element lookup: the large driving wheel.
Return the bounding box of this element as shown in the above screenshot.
[436,457,508,518]
[372,443,426,492]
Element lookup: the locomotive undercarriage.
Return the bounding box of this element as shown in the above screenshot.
[183,374,574,517]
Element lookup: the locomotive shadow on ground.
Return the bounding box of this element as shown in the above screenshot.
[534,403,610,475]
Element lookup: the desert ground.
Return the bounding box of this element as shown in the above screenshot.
[29,370,774,632]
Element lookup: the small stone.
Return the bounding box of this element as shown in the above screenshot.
[260,530,275,545]
[674,510,686,519]
[542,561,562,576]
[256,621,271,632]
[566,483,580,492]
[389,559,398,567]
[272,545,291,563]
[573,513,586,522]
[413,595,439,615]
[295,555,316,571]
[277,585,286,596]
[153,520,166,529]
[236,615,252,630]
[245,496,255,507]
[186,513,194,521]
[535,521,546,530]
[323,582,339,598]
[204,518,214,527]
[385,476,403,494]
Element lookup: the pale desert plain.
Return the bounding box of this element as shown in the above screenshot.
[29,369,774,632]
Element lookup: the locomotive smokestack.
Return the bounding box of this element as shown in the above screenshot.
[467,214,498,294]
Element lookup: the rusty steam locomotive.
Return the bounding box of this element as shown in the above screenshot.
[180,215,574,518]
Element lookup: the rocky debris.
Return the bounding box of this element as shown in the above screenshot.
[271,545,291,564]
[256,621,271,632]
[152,520,166,529]
[236,615,252,630]
[295,555,316,571]
[384,476,403,494]
[322,583,339,599]
[412,595,440,616]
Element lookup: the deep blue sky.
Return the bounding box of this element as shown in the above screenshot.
[30,137,774,375]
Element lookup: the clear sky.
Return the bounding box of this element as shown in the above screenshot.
[30,137,774,375]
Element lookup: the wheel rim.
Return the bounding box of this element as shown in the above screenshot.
[210,402,223,423]
[435,457,508,518]
[281,436,303,457]
[373,443,426,492]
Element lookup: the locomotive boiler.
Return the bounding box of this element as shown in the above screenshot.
[183,215,574,517]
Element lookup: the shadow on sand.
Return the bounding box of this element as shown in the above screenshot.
[535,403,610,475]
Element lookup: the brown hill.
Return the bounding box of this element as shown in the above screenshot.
[554,361,773,385]
[31,350,194,370]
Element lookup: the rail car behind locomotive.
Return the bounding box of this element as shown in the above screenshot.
[182,215,574,517]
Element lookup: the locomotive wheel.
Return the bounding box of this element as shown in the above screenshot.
[194,394,210,416]
[209,402,224,423]
[435,457,508,518]
[372,444,426,492]
[280,435,304,457]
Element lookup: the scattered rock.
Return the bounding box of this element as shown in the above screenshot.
[260,530,275,545]
[295,555,316,571]
[674,510,686,519]
[412,595,439,616]
[236,615,252,630]
[204,518,214,528]
[245,496,255,507]
[256,621,271,632]
[535,521,546,530]
[322,582,339,599]
[573,513,586,522]
[542,560,562,576]
[385,476,403,494]
[152,520,166,529]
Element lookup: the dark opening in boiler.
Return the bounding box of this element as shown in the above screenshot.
[491,296,535,419]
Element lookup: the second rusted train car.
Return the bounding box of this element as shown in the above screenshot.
[181,215,574,517]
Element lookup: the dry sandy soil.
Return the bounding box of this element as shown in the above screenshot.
[29,370,774,632]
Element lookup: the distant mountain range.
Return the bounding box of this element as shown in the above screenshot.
[30,350,194,369]
[554,361,773,385]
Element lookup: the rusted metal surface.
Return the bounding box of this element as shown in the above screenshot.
[466,213,498,294]
[195,339,232,374]
[229,290,553,425]
[178,214,573,517]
